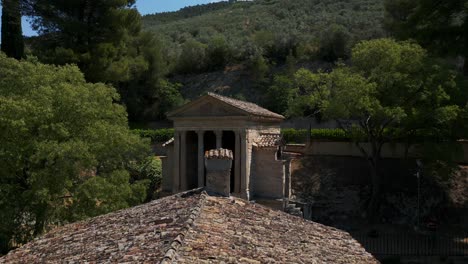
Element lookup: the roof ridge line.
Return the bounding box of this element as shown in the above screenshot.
[159,190,208,264]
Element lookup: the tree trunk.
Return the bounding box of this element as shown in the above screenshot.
[1,0,24,59]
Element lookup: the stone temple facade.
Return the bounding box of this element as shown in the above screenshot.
[162,93,286,200]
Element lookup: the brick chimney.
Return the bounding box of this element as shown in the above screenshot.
[204,149,233,196]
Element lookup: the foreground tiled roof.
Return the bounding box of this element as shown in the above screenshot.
[254,133,285,148]
[1,190,377,264]
[207,93,285,119]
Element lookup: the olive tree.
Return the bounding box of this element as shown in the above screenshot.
[290,39,463,221]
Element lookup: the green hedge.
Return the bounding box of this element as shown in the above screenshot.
[132,129,174,143]
[282,128,351,143]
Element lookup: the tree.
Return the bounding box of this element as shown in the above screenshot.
[265,74,294,115]
[318,24,351,62]
[176,39,208,73]
[1,0,24,59]
[27,0,143,83]
[0,53,151,250]
[384,0,468,74]
[206,35,231,70]
[290,39,463,221]
[25,0,184,122]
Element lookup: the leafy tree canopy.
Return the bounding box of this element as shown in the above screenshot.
[23,0,184,122]
[288,38,466,220]
[0,53,150,248]
[143,0,385,72]
[384,0,468,73]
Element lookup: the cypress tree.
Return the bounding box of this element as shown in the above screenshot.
[1,0,24,59]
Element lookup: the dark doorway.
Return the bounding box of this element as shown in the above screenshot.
[186,131,198,190]
[204,131,216,151]
[222,131,236,193]
[203,131,216,186]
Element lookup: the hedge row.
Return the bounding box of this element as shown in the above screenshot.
[133,128,352,144]
[132,128,175,143]
[282,128,352,143]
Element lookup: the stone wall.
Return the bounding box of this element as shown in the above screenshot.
[287,141,468,163]
[251,148,285,199]
[290,155,468,228]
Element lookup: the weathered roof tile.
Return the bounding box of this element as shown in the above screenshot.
[254,133,284,148]
[207,93,285,119]
[1,190,377,264]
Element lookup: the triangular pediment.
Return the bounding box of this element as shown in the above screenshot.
[168,95,249,118]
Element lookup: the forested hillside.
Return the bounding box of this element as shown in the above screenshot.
[142,0,386,106]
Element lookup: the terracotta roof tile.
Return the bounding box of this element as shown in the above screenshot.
[207,93,285,119]
[177,196,377,263]
[0,190,204,264]
[1,190,377,263]
[205,149,234,160]
[254,133,284,148]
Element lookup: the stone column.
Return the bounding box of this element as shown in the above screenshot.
[173,131,180,193]
[180,130,187,191]
[196,130,205,188]
[240,131,250,200]
[205,149,233,197]
[215,130,223,149]
[234,131,241,194]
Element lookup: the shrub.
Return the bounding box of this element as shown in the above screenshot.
[282,128,351,143]
[132,128,174,143]
[138,157,163,201]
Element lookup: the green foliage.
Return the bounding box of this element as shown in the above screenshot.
[282,128,351,143]
[134,157,163,201]
[132,128,175,143]
[249,53,270,83]
[143,0,386,69]
[176,39,209,73]
[26,0,184,123]
[291,39,462,143]
[206,35,232,70]
[29,0,142,83]
[384,0,468,60]
[0,53,150,247]
[265,75,294,115]
[72,170,149,219]
[318,24,351,61]
[288,38,465,219]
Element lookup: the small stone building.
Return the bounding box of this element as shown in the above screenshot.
[162,93,286,200]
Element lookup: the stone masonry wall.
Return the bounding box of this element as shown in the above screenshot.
[251,148,284,199]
